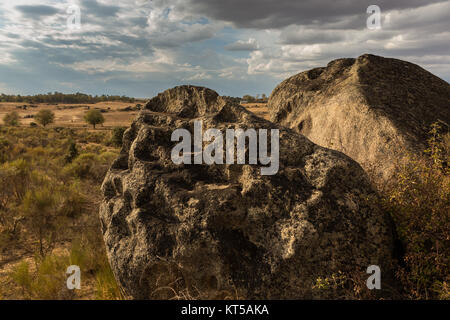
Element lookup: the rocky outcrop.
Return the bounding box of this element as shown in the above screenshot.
[268,54,450,181]
[100,85,395,299]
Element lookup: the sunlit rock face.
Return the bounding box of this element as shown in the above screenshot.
[268,54,450,182]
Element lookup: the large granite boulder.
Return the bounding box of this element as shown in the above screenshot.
[100,85,395,299]
[268,54,450,181]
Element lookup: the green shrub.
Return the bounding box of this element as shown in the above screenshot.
[98,151,118,163]
[21,186,66,256]
[63,152,114,182]
[59,182,88,219]
[63,153,96,179]
[3,111,20,126]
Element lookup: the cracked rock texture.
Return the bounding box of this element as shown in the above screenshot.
[100,85,395,299]
[268,54,450,181]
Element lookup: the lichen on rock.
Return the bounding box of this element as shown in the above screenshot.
[100,85,395,299]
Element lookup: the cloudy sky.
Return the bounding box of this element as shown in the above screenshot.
[0,0,449,98]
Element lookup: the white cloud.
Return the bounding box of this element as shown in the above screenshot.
[184,72,213,81]
[225,38,259,51]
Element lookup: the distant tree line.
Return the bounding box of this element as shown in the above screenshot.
[222,94,269,104]
[241,94,268,103]
[0,92,139,104]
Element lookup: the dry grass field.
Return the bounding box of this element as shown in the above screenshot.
[242,103,270,120]
[0,102,270,128]
[0,125,123,300]
[0,101,139,128]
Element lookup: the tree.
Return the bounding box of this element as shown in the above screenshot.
[35,109,55,127]
[84,109,105,129]
[3,111,20,126]
[242,95,256,103]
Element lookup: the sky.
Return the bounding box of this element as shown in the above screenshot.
[0,0,449,98]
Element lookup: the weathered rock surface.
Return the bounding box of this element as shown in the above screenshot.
[268,54,450,181]
[100,85,395,299]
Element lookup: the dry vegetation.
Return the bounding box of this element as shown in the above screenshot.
[378,123,449,299]
[0,101,448,300]
[0,124,124,299]
[0,101,138,128]
[241,103,270,120]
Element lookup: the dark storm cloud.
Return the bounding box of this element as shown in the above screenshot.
[15,5,59,18]
[18,32,152,65]
[186,0,446,29]
[152,25,218,48]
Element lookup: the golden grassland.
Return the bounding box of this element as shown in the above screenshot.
[0,125,123,299]
[241,103,270,120]
[0,101,138,128]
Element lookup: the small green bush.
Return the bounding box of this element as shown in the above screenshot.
[63,152,115,182]
[3,111,20,126]
[22,186,66,256]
